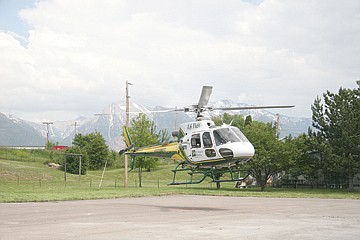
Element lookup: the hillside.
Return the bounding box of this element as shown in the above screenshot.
[0,113,45,146]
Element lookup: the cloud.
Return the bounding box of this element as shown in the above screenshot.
[0,0,359,121]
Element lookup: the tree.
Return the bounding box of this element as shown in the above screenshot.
[285,134,316,188]
[212,113,245,127]
[242,121,292,191]
[128,114,159,187]
[216,114,295,191]
[72,132,109,170]
[308,129,344,188]
[311,81,360,191]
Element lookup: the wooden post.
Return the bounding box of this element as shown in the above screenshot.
[64,156,67,183]
[124,80,132,188]
[78,155,82,182]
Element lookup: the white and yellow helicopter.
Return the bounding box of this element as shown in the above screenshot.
[120,86,294,188]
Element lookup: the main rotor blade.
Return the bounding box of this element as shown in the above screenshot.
[95,109,176,116]
[197,86,213,108]
[212,105,295,111]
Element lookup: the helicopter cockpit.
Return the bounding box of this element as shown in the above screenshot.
[179,122,255,165]
[212,126,250,146]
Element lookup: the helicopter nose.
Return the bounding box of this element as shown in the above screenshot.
[232,142,255,158]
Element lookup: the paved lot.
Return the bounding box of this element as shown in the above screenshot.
[1,195,360,240]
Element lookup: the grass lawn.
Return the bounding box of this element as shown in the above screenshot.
[1,149,359,202]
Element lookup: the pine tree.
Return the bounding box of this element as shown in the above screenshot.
[311,81,360,191]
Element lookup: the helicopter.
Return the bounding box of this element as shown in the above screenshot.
[120,86,294,189]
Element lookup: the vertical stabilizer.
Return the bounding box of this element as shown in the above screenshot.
[122,126,133,148]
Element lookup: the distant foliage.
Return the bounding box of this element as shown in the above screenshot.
[45,141,58,150]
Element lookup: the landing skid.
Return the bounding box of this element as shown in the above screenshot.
[169,162,250,189]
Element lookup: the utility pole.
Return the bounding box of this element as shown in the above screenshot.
[42,121,53,149]
[72,121,79,146]
[174,106,178,130]
[275,114,280,139]
[73,121,78,136]
[124,80,133,188]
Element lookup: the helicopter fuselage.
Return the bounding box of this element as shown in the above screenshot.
[176,119,255,168]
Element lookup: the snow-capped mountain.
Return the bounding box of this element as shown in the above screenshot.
[0,100,312,150]
[206,100,312,137]
[0,113,45,146]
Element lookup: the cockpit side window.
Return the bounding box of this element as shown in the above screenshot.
[191,133,201,148]
[202,132,213,148]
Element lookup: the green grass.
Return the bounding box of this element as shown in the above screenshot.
[0,148,359,202]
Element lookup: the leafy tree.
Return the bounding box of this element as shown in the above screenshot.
[311,81,360,191]
[284,134,317,188]
[308,129,345,188]
[242,121,293,191]
[128,114,159,187]
[72,132,109,170]
[109,150,117,168]
[216,114,295,191]
[212,113,245,127]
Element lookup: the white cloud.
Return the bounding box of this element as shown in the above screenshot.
[0,0,359,121]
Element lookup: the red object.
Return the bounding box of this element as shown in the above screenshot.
[52,146,69,150]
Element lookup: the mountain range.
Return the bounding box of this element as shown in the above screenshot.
[0,100,312,150]
[0,113,45,146]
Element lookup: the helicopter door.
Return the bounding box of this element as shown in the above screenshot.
[202,132,217,159]
[189,132,216,163]
[190,133,203,162]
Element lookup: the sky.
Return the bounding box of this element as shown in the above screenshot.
[0,0,359,122]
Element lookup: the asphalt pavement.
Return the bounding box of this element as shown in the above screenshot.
[1,195,359,240]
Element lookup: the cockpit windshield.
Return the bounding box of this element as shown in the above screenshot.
[231,127,250,142]
[213,127,249,146]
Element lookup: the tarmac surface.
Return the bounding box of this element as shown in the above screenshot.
[1,195,360,240]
